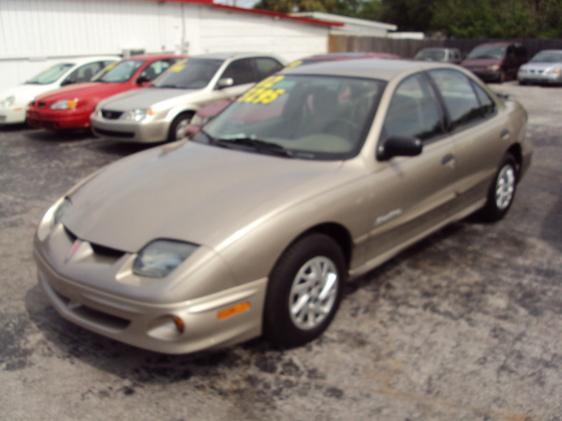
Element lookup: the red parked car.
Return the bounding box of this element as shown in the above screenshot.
[185,52,400,137]
[461,42,528,83]
[27,54,184,131]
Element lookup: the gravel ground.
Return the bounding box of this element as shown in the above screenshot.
[0,82,560,421]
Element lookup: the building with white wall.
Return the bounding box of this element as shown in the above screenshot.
[291,12,397,37]
[0,0,336,91]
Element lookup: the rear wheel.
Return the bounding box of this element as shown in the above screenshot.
[478,154,518,222]
[264,233,346,349]
[168,113,193,142]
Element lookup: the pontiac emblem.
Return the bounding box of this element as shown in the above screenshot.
[65,239,82,263]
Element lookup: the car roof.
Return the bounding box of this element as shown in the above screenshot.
[62,56,120,66]
[283,58,446,81]
[124,53,186,62]
[191,52,279,61]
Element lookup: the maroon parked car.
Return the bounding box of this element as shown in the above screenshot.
[462,42,528,83]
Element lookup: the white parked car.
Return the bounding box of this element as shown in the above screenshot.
[0,56,118,125]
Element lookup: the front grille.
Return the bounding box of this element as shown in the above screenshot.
[73,305,130,330]
[90,242,126,259]
[51,285,130,330]
[94,128,134,138]
[101,109,123,120]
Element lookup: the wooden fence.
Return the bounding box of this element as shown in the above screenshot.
[328,35,562,59]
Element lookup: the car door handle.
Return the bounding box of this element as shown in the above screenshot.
[441,153,456,168]
[501,129,511,141]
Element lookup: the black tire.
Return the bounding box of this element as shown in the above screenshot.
[168,113,193,142]
[478,154,519,222]
[264,233,347,349]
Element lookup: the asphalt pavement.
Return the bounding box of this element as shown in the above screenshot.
[0,82,560,421]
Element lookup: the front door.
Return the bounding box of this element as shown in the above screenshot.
[365,73,458,262]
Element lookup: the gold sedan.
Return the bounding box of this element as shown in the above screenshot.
[34,59,532,354]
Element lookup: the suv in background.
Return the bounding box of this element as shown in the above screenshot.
[462,42,528,83]
[415,48,462,64]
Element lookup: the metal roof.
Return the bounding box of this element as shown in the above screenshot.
[160,1,341,28]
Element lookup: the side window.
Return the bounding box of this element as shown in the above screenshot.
[430,69,482,130]
[382,74,445,143]
[221,59,258,86]
[471,81,496,118]
[62,62,104,85]
[139,59,173,82]
[254,57,283,79]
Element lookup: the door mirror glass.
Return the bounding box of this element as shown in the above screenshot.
[216,77,234,90]
[378,136,423,161]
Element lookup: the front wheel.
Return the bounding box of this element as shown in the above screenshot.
[168,113,193,142]
[264,234,346,349]
[478,154,518,222]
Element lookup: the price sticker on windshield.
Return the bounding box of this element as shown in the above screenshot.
[238,76,287,105]
[169,60,188,73]
[103,62,117,71]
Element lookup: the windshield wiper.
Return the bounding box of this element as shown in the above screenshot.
[214,135,294,158]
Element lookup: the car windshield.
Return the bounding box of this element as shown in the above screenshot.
[96,60,143,83]
[467,45,506,60]
[196,75,385,160]
[152,58,223,89]
[531,51,562,63]
[416,49,446,61]
[25,63,74,85]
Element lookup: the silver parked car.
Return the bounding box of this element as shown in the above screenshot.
[518,50,562,85]
[91,52,285,143]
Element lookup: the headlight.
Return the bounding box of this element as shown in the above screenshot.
[1,95,15,108]
[133,240,198,278]
[124,108,155,122]
[51,99,79,110]
[489,64,500,71]
[546,68,561,76]
[37,197,71,241]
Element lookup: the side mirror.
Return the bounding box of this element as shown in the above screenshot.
[216,78,234,90]
[378,136,423,161]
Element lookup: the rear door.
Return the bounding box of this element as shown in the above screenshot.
[366,73,458,260]
[428,69,507,210]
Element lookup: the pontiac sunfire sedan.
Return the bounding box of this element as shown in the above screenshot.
[34,60,532,354]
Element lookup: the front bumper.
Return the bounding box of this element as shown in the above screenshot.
[0,107,26,124]
[467,68,502,82]
[91,114,170,143]
[518,72,562,85]
[34,247,266,354]
[27,108,92,130]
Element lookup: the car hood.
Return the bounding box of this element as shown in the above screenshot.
[520,62,562,71]
[62,141,346,253]
[0,84,60,107]
[100,88,203,111]
[36,82,133,103]
[462,58,501,67]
